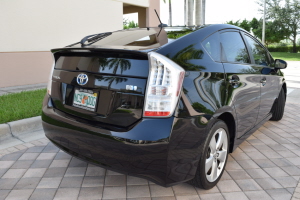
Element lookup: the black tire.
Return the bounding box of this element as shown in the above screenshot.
[270,88,285,121]
[189,120,229,189]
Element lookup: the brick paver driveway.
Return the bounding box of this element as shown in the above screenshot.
[1,103,300,199]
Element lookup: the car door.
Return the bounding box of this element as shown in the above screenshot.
[220,30,261,138]
[242,33,280,123]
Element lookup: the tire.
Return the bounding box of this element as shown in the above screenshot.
[189,120,229,189]
[270,88,285,121]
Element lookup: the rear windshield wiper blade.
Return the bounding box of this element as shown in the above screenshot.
[66,32,112,47]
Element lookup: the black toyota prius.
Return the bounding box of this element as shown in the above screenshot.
[42,24,287,189]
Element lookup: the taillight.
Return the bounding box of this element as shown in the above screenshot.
[47,54,55,95]
[143,52,185,117]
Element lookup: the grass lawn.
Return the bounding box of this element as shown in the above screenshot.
[0,89,46,124]
[270,52,300,61]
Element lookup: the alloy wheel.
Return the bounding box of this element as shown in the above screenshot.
[205,128,228,182]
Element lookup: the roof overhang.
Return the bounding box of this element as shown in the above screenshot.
[118,0,149,8]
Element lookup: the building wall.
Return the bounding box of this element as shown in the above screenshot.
[0,0,123,52]
[123,0,160,28]
[120,0,149,7]
[147,0,161,27]
[0,0,123,87]
[124,6,147,28]
[0,52,53,87]
[0,0,158,88]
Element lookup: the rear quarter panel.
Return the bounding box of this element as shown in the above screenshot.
[156,25,238,184]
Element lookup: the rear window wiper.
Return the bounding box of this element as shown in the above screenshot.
[66,32,112,47]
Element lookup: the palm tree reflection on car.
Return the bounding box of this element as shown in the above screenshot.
[98,57,131,74]
[167,44,205,71]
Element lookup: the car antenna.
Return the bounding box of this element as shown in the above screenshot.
[154,9,167,37]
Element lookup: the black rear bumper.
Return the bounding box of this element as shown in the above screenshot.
[42,97,209,186]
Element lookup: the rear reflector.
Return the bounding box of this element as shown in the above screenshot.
[47,54,56,95]
[143,52,185,118]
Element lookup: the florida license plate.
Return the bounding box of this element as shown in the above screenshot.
[73,89,97,111]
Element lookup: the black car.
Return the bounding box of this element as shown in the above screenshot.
[42,24,287,189]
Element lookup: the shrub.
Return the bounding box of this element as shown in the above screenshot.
[267,46,300,53]
[167,29,194,39]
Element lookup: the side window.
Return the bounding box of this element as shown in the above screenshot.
[244,34,271,66]
[220,32,250,64]
[202,32,220,61]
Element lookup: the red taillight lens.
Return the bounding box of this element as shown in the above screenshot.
[144,111,170,116]
[143,52,185,118]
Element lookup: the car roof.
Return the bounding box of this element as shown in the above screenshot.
[53,24,245,53]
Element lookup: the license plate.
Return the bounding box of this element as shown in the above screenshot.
[73,89,97,111]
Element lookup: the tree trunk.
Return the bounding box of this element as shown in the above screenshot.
[292,39,297,53]
[195,0,202,26]
[169,0,172,26]
[202,0,205,24]
[187,0,194,26]
[184,0,186,25]
[291,30,297,53]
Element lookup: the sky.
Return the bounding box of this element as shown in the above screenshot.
[124,0,263,26]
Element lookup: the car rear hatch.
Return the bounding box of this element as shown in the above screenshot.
[50,49,149,131]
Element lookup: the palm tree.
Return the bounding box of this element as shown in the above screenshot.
[202,0,206,24]
[107,58,131,74]
[187,0,194,26]
[97,77,128,89]
[166,44,205,71]
[163,0,172,26]
[98,57,131,74]
[184,0,186,25]
[98,57,109,70]
[195,0,202,26]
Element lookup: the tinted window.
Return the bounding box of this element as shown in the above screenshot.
[220,32,250,64]
[55,54,149,77]
[202,33,220,61]
[244,35,271,66]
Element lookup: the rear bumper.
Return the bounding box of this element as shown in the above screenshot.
[42,97,209,186]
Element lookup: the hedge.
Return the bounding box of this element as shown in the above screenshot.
[166,30,300,53]
[267,46,300,52]
[167,30,194,39]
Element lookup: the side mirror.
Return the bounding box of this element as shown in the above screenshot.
[274,59,287,69]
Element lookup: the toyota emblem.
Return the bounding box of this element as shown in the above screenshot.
[77,74,88,86]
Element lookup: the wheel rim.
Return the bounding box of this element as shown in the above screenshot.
[205,128,228,182]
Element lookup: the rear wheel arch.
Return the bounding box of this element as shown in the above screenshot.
[217,112,236,153]
[282,83,287,100]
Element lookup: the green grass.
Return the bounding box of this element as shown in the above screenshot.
[0,89,46,124]
[270,52,300,61]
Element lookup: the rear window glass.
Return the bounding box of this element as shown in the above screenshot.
[55,54,149,77]
[220,32,250,64]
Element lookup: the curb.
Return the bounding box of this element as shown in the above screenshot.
[8,116,42,137]
[0,116,43,146]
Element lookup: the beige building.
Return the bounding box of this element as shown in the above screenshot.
[0,0,160,88]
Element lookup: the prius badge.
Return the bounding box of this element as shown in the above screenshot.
[126,85,137,91]
[77,74,88,86]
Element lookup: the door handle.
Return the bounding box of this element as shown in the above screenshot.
[229,75,240,87]
[261,77,267,86]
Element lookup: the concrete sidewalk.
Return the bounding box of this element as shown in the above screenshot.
[0,102,299,200]
[0,62,299,199]
[0,83,47,150]
[0,91,299,199]
[0,83,47,96]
